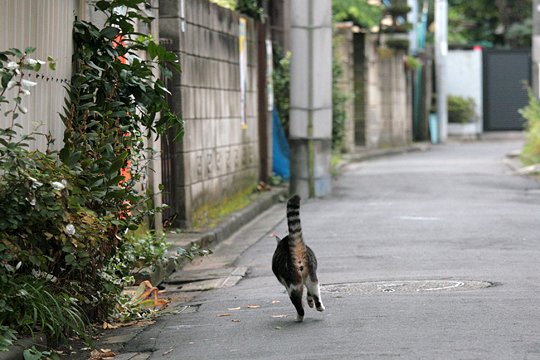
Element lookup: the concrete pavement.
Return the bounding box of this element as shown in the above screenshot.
[119,139,540,359]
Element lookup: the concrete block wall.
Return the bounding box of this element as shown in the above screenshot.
[364,34,412,149]
[160,0,259,227]
[334,23,356,153]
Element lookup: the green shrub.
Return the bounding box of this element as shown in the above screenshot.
[519,89,540,165]
[272,44,291,135]
[332,37,349,152]
[333,0,382,30]
[385,38,411,50]
[448,95,476,123]
[0,0,184,350]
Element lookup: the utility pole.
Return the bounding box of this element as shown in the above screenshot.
[533,0,540,97]
[434,0,448,142]
[289,0,333,198]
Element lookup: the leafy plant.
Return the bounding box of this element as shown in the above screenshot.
[385,38,410,50]
[405,55,422,71]
[23,346,60,360]
[332,37,350,152]
[519,89,540,165]
[236,0,264,20]
[333,0,382,30]
[272,44,290,136]
[448,95,476,123]
[0,0,184,350]
[210,0,264,19]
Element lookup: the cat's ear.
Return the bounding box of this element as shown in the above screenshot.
[270,232,281,243]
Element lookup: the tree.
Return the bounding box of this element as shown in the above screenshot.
[333,0,383,30]
[447,0,531,47]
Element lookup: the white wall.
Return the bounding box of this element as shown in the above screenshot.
[447,49,483,133]
[0,0,79,151]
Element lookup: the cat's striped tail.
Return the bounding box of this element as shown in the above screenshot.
[286,194,307,279]
[286,194,304,244]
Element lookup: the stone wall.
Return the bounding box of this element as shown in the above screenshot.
[363,34,413,149]
[160,0,259,228]
[334,23,356,153]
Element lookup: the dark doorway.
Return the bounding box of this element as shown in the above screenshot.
[483,49,531,131]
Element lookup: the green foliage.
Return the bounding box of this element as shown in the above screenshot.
[447,0,531,48]
[23,346,60,360]
[448,95,476,124]
[506,18,532,48]
[272,44,291,135]
[385,38,410,50]
[332,40,349,153]
[0,0,184,351]
[405,55,422,71]
[209,0,236,10]
[0,276,88,347]
[519,89,540,165]
[236,0,264,20]
[0,326,17,352]
[333,0,382,30]
[105,231,171,285]
[384,4,411,17]
[210,0,263,19]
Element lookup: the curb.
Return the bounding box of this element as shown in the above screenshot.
[345,143,431,163]
[144,186,289,286]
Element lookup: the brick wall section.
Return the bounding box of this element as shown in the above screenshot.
[160,0,259,228]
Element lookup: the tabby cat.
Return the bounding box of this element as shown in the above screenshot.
[272,195,325,322]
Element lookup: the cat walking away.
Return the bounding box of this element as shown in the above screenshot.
[272,195,325,322]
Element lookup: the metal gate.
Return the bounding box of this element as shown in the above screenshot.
[483,49,531,131]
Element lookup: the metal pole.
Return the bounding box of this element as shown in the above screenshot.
[533,0,540,97]
[435,0,448,143]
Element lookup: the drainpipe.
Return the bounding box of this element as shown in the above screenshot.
[533,0,540,97]
[435,0,448,142]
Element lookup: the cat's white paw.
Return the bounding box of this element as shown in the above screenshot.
[316,303,325,312]
[296,314,304,322]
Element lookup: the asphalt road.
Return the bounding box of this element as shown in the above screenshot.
[126,140,540,359]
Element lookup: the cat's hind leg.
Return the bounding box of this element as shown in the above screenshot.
[306,278,325,312]
[287,284,305,322]
[306,289,315,308]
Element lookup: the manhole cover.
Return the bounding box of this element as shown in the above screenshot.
[322,280,492,296]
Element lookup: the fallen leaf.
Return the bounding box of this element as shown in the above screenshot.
[247,304,261,309]
[274,326,282,330]
[217,313,232,317]
[271,314,288,318]
[89,349,116,360]
[232,319,241,323]
[228,307,241,311]
[163,348,174,355]
[272,300,280,304]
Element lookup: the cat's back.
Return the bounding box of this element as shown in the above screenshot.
[272,235,291,279]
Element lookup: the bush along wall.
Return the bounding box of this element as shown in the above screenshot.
[448,95,476,123]
[0,0,183,351]
[519,89,540,165]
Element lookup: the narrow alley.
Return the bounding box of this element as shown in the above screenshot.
[123,139,540,359]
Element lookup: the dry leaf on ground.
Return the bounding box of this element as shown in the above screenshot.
[271,300,280,304]
[271,314,288,318]
[217,313,232,317]
[88,349,116,360]
[228,307,241,311]
[247,304,261,309]
[232,319,241,323]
